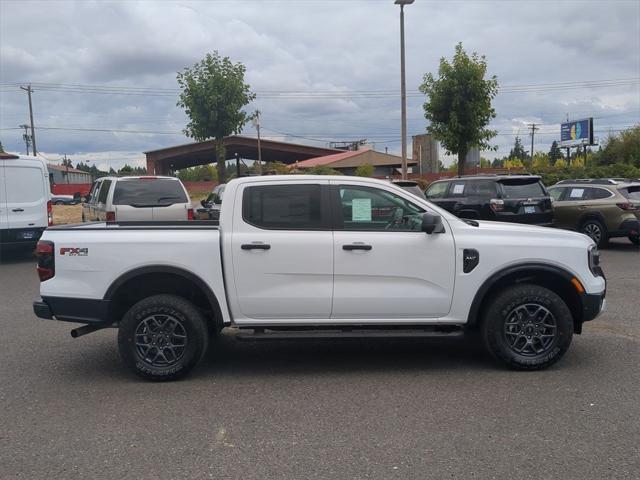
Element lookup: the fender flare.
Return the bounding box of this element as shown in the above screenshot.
[104,265,222,316]
[467,262,578,326]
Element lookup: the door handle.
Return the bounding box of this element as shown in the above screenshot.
[241,243,271,250]
[343,244,372,251]
[12,208,24,212]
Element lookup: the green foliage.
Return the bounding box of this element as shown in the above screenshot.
[262,161,291,175]
[531,162,640,187]
[355,163,374,177]
[420,42,498,176]
[531,152,550,169]
[306,165,343,176]
[480,157,491,168]
[548,140,562,165]
[176,164,218,182]
[596,125,640,167]
[509,136,529,163]
[491,158,504,168]
[177,51,256,182]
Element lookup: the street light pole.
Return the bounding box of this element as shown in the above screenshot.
[395,0,414,180]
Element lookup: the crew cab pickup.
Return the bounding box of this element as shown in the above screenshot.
[33,176,606,380]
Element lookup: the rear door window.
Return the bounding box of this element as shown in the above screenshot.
[500,180,545,198]
[586,188,613,200]
[112,179,188,206]
[243,184,325,230]
[467,180,497,197]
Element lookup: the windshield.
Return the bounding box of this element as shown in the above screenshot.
[112,179,188,206]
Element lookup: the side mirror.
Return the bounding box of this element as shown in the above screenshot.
[200,199,207,207]
[421,212,445,234]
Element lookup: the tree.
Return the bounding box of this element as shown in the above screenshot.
[177,51,256,182]
[355,163,374,177]
[531,152,550,169]
[118,164,133,176]
[549,140,562,165]
[420,42,498,176]
[597,125,640,167]
[509,136,529,163]
[479,157,491,168]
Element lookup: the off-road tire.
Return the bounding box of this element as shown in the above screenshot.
[118,294,209,381]
[482,284,573,370]
[580,219,608,247]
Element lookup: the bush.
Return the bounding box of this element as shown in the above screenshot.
[531,163,640,186]
[355,163,374,177]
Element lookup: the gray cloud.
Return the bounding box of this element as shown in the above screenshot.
[1,0,639,170]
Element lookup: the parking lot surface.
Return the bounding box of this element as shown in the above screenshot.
[1,241,639,479]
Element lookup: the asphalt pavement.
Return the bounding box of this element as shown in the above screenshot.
[1,241,639,479]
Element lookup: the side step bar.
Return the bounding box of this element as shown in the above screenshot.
[234,328,463,342]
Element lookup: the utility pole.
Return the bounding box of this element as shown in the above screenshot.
[19,124,31,155]
[254,111,262,174]
[395,0,415,179]
[63,154,70,183]
[528,123,539,161]
[20,85,37,155]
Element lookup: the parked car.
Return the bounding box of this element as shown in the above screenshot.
[391,180,426,199]
[425,175,554,226]
[1,152,52,250]
[197,183,225,220]
[548,179,640,247]
[82,176,193,222]
[34,175,605,380]
[51,194,79,205]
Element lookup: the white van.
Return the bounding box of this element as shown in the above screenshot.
[82,176,193,222]
[0,152,52,249]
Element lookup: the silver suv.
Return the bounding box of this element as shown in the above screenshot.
[82,176,193,222]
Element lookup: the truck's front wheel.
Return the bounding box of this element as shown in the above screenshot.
[482,285,573,370]
[118,294,209,381]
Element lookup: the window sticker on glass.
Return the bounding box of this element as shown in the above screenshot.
[452,184,465,194]
[569,188,584,198]
[352,198,372,221]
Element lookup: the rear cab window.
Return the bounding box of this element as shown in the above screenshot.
[112,179,188,207]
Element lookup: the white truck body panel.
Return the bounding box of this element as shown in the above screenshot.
[38,175,605,328]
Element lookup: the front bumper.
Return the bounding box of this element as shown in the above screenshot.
[582,292,606,323]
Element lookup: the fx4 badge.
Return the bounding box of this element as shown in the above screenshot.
[60,247,88,256]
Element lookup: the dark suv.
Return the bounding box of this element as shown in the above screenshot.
[425,175,553,225]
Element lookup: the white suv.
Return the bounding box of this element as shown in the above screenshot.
[82,176,193,222]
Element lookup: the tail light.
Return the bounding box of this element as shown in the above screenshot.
[616,202,637,211]
[47,200,53,226]
[187,208,194,221]
[489,198,504,212]
[106,211,116,222]
[36,240,55,281]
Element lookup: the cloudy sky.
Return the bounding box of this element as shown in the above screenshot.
[1,0,639,171]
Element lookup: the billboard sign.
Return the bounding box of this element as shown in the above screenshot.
[561,118,594,146]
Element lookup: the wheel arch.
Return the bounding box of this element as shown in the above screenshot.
[104,265,224,332]
[577,211,606,229]
[467,263,585,333]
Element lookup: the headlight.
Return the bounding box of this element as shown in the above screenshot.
[588,245,602,277]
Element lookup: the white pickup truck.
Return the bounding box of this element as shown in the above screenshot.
[33,175,606,380]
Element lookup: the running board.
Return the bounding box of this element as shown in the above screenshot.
[234,328,464,342]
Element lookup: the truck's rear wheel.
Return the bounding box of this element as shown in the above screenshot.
[118,294,209,381]
[481,284,573,370]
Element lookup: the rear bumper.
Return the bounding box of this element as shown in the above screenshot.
[1,227,46,247]
[33,296,111,324]
[614,218,640,237]
[495,212,554,226]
